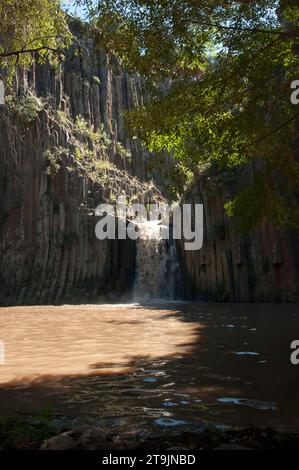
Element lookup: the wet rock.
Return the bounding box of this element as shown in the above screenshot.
[41,432,77,450]
[41,426,109,450]
[77,427,107,448]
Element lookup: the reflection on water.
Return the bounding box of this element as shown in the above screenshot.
[217,397,277,410]
[235,351,259,356]
[0,304,199,381]
[0,303,299,435]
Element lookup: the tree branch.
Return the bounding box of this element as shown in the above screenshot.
[239,112,299,152]
[191,20,299,38]
[0,45,64,58]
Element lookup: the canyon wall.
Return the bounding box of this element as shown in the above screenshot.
[0,22,162,306]
[0,21,298,305]
[178,165,299,302]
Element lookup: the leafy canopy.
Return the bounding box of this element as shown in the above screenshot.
[0,0,72,78]
[78,0,299,230]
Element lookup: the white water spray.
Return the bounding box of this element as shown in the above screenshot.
[134,219,180,301]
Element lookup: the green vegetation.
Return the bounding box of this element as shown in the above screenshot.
[43,111,121,179]
[0,409,55,449]
[5,91,45,123]
[50,110,130,179]
[4,87,156,205]
[0,0,72,79]
[77,0,299,230]
[44,147,69,176]
[4,90,127,180]
[2,1,298,229]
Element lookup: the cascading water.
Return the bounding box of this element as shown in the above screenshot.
[133,219,181,301]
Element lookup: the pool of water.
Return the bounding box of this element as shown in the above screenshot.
[0,303,298,436]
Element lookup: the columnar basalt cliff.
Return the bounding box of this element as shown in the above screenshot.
[0,22,298,305]
[0,24,163,306]
[177,165,299,302]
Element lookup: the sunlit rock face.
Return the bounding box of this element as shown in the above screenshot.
[0,23,165,306]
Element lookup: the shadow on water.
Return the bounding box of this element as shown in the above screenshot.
[0,302,299,435]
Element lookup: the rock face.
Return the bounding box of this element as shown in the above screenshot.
[41,426,108,450]
[177,166,299,302]
[0,24,162,306]
[0,22,298,305]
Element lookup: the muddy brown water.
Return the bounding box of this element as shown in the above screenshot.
[0,303,298,436]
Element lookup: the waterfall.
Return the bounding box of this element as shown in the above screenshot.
[133,220,180,301]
